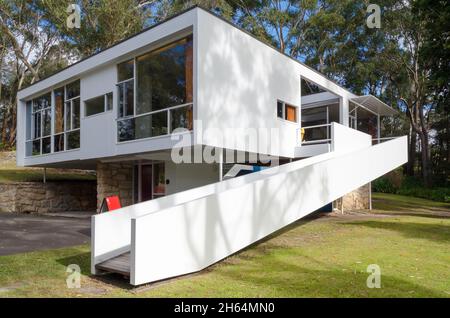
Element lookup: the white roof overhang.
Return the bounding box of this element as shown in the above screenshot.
[350,95,397,116]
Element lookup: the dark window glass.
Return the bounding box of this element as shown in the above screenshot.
[33,112,41,139]
[32,139,41,155]
[136,36,193,114]
[66,80,80,99]
[277,101,283,118]
[65,101,71,130]
[54,88,65,133]
[72,98,80,128]
[43,108,52,136]
[85,96,105,116]
[32,99,41,112]
[118,118,135,142]
[42,137,51,154]
[117,81,134,118]
[301,106,327,127]
[118,84,124,117]
[125,81,134,116]
[135,111,167,139]
[66,130,80,150]
[328,104,339,123]
[153,162,165,195]
[170,105,193,132]
[118,59,134,82]
[54,134,64,152]
[357,107,378,139]
[106,92,113,111]
[41,93,51,108]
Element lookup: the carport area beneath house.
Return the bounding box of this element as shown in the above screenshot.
[0,212,92,256]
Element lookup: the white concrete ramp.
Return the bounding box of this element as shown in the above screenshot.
[91,123,408,285]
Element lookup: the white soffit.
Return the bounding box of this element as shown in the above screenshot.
[351,95,397,116]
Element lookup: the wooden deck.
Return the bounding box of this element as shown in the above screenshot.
[96,252,130,277]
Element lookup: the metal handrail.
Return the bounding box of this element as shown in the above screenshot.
[302,123,331,130]
[116,102,193,122]
[301,123,332,144]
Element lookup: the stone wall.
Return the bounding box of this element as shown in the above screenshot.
[0,181,96,213]
[96,162,133,210]
[335,183,371,211]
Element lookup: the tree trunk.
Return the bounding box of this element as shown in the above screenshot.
[418,131,432,187]
[406,126,416,176]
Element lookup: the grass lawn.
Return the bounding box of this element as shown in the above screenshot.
[0,193,449,297]
[0,169,96,182]
[0,151,95,182]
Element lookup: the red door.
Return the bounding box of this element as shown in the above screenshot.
[141,165,152,201]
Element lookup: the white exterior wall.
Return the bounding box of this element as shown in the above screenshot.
[196,10,300,158]
[80,65,117,159]
[166,162,219,195]
[195,9,356,158]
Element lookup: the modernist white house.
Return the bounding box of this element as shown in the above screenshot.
[16,6,407,285]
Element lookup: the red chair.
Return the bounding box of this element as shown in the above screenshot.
[99,195,122,213]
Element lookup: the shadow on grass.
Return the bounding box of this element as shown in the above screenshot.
[372,197,450,212]
[342,220,450,244]
[215,256,445,297]
[373,210,450,220]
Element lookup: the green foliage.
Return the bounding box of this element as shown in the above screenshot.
[372,177,398,194]
[373,174,450,203]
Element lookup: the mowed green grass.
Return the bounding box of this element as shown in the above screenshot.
[0,169,96,182]
[0,193,449,297]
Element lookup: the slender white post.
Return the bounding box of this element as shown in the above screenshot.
[219,148,223,181]
[339,97,349,126]
[377,114,381,144]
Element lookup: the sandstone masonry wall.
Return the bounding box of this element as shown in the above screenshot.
[96,162,133,210]
[335,183,371,211]
[0,181,96,213]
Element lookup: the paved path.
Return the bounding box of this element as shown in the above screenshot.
[0,213,91,256]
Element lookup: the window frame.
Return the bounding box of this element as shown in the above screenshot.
[26,93,52,156]
[25,80,81,157]
[84,92,113,117]
[277,100,299,124]
[115,35,194,143]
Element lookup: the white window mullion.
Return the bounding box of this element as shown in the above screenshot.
[51,91,55,153]
[133,57,137,116]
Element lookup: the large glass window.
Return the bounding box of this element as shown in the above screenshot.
[136,36,193,114]
[25,80,80,156]
[301,104,337,143]
[116,35,193,142]
[26,93,51,156]
[64,80,81,150]
[117,59,134,118]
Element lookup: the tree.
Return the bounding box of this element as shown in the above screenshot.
[0,0,61,147]
[414,0,450,184]
[382,0,437,186]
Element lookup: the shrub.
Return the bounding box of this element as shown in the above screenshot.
[373,173,450,203]
[372,177,398,193]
